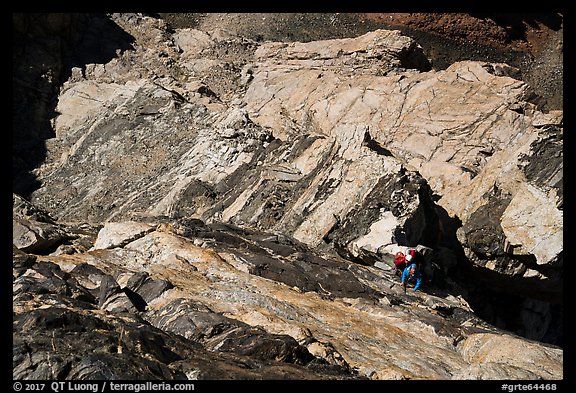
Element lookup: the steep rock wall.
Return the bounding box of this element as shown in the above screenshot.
[13,14,563,376]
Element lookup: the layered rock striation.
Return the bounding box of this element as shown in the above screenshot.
[13,213,563,380]
[13,13,563,380]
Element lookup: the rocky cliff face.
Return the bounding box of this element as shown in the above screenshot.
[13,13,563,380]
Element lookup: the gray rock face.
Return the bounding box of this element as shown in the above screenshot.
[13,13,563,379]
[13,218,562,380]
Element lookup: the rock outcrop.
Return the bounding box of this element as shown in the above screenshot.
[13,13,563,380]
[14,217,563,380]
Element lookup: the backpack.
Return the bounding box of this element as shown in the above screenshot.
[394,251,407,270]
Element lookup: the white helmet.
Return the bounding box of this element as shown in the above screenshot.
[405,254,413,262]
